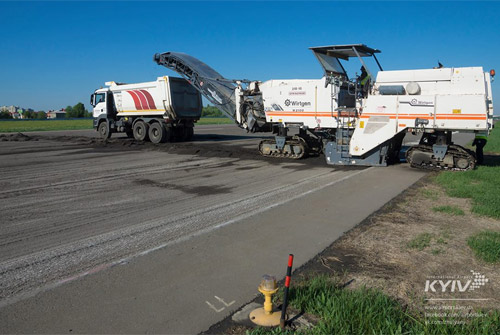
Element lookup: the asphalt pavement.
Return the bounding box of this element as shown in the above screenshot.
[0,124,463,333]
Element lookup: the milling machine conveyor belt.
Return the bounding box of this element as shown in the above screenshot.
[154,52,237,121]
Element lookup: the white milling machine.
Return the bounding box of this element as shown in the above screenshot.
[154,44,494,170]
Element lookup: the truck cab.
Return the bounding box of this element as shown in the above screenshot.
[90,88,117,120]
[90,89,107,118]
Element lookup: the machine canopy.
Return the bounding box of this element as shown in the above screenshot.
[309,44,382,78]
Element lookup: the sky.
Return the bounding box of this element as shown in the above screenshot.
[1,1,499,113]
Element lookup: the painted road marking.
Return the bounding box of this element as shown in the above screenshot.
[205,301,224,313]
[215,295,235,307]
[206,296,235,313]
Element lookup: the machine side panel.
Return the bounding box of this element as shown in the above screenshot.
[433,95,488,130]
[376,68,453,83]
[261,79,339,128]
[484,72,494,120]
[395,95,436,130]
[375,67,486,96]
[351,96,399,156]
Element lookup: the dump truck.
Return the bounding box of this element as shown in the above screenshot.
[154,45,494,170]
[91,76,202,143]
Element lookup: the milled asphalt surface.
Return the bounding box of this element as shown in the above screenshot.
[0,125,473,334]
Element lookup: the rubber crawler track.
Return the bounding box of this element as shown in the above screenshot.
[258,138,309,159]
[406,144,476,171]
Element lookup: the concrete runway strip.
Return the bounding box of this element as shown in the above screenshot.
[0,125,432,333]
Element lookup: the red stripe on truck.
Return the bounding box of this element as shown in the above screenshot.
[140,90,157,109]
[134,90,149,110]
[126,90,143,110]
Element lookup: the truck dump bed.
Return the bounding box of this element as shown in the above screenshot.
[168,77,202,119]
[109,76,202,119]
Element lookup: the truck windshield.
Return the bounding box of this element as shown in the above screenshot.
[95,93,105,104]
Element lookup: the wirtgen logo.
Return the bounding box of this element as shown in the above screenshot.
[284,99,311,107]
[425,270,489,293]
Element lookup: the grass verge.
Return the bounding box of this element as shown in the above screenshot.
[467,230,500,263]
[197,117,233,125]
[432,205,465,216]
[407,233,433,250]
[435,127,500,219]
[249,276,499,335]
[0,117,232,133]
[0,119,92,132]
[482,124,500,152]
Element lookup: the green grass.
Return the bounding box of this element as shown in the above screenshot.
[196,117,233,125]
[435,167,500,219]
[434,128,500,219]
[483,125,500,153]
[431,248,443,255]
[467,230,500,263]
[248,276,499,335]
[407,233,433,251]
[432,205,465,216]
[0,119,92,132]
[0,117,232,133]
[436,237,447,245]
[420,188,439,201]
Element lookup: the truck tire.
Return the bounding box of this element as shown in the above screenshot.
[185,127,194,141]
[133,121,149,141]
[149,122,167,144]
[171,127,181,142]
[98,121,111,140]
[164,125,173,142]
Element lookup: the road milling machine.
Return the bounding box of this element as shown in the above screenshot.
[154,44,494,170]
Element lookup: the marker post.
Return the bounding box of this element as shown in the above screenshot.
[280,254,294,329]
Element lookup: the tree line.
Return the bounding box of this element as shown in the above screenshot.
[202,105,225,117]
[0,102,91,119]
[1,104,224,119]
[65,102,92,118]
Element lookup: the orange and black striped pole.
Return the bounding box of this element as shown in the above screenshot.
[280,254,294,329]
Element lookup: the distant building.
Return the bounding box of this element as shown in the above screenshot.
[19,108,34,119]
[1,106,35,119]
[1,105,22,118]
[47,110,66,119]
[1,105,17,114]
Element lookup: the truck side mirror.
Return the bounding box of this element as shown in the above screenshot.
[90,94,95,107]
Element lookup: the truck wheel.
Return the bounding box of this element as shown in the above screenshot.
[98,121,111,140]
[133,121,149,141]
[185,127,194,141]
[164,125,173,142]
[172,127,182,142]
[149,122,167,144]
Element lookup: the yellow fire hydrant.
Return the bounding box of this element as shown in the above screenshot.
[249,275,281,326]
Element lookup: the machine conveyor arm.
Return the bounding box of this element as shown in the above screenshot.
[154,52,237,121]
